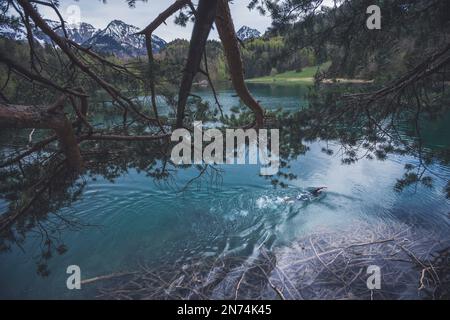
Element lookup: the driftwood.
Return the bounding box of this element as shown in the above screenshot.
[81,272,138,285]
[92,222,449,300]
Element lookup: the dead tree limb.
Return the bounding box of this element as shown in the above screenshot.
[144,33,165,132]
[0,51,86,98]
[79,134,171,142]
[137,0,190,36]
[0,135,57,168]
[0,101,83,171]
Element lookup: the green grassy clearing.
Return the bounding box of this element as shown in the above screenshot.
[245,62,331,84]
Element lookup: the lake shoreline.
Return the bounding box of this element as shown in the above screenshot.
[245,77,374,84]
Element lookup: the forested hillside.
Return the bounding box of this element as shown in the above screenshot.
[276,0,450,81]
[155,36,320,82]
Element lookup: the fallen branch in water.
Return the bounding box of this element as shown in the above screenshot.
[81,272,138,285]
[93,223,450,300]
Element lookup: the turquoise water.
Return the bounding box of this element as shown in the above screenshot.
[140,82,312,116]
[0,84,449,299]
[194,83,312,113]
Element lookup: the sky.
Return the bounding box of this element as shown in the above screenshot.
[37,0,274,41]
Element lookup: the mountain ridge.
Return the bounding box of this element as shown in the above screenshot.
[0,19,167,58]
[236,26,261,41]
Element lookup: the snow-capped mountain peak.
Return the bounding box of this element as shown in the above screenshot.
[104,20,140,42]
[66,22,98,44]
[0,18,167,58]
[0,24,26,41]
[236,26,261,41]
[83,20,166,57]
[0,18,98,45]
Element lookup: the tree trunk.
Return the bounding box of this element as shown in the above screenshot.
[176,0,219,128]
[0,103,83,171]
[215,0,265,128]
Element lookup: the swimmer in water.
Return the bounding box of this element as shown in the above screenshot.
[283,187,327,203]
[311,187,327,197]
